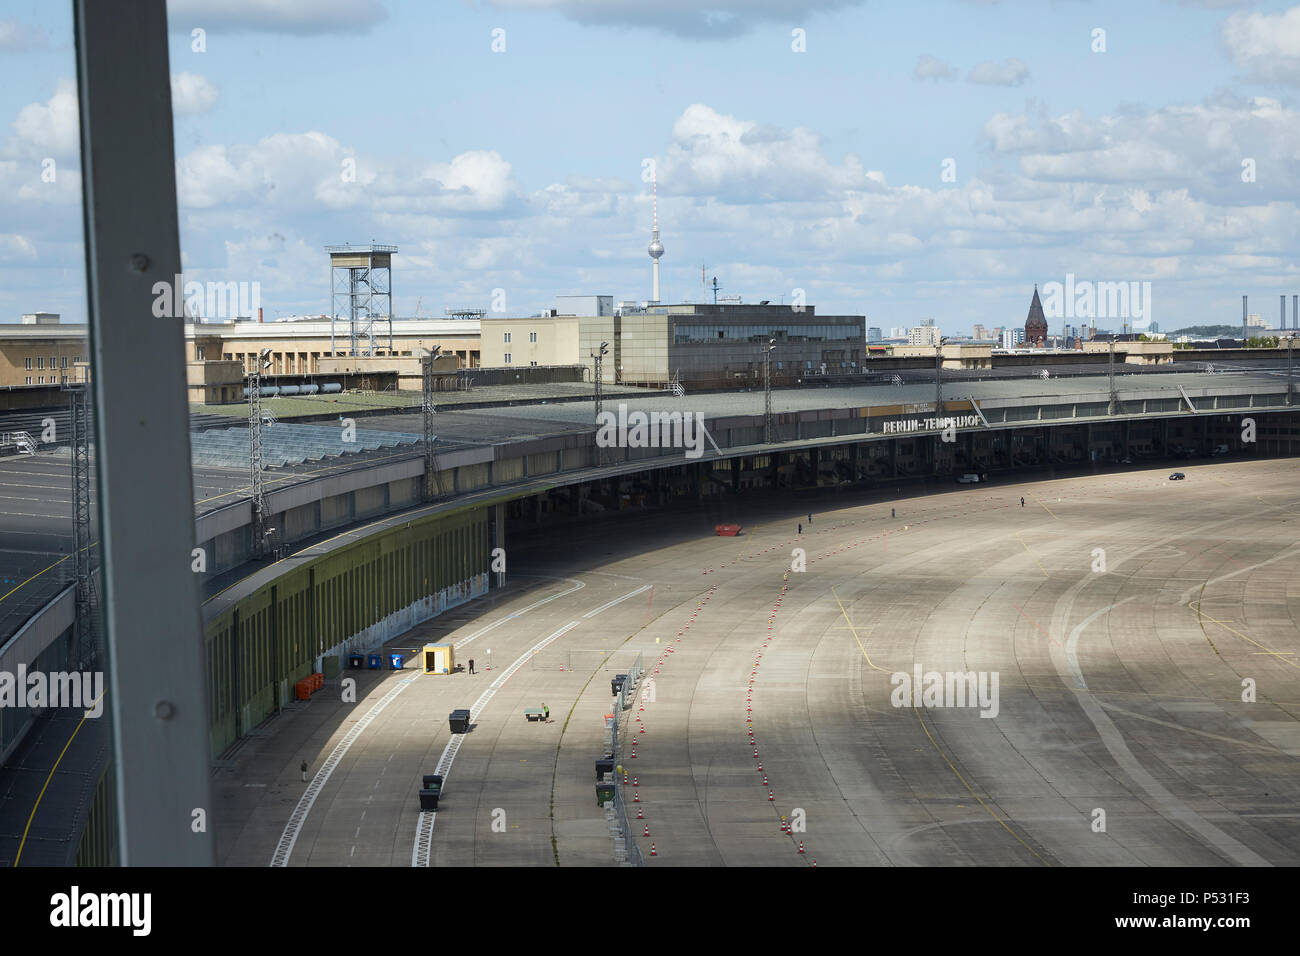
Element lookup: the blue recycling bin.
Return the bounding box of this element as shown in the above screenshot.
[348,654,364,669]
[367,654,382,669]
[389,654,404,670]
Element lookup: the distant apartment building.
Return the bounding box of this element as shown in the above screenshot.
[972,324,988,340]
[1001,328,1025,348]
[866,327,882,343]
[908,325,942,346]
[555,295,613,317]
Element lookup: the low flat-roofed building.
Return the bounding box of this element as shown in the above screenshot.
[185,317,481,376]
[891,343,993,369]
[1082,339,1174,364]
[0,322,88,387]
[479,314,581,369]
[186,359,245,404]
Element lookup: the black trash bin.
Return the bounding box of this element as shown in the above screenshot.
[612,674,627,695]
[595,758,614,780]
[595,782,615,806]
[419,789,440,810]
[448,709,471,734]
[422,774,443,792]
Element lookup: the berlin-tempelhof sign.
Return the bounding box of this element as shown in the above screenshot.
[880,414,982,434]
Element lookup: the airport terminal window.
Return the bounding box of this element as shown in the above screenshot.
[529,331,537,342]
[504,332,511,342]
[504,352,512,363]
[37,357,44,369]
[24,357,32,370]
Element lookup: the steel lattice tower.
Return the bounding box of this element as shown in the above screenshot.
[1288,337,1295,407]
[66,379,97,667]
[326,244,396,357]
[248,353,267,556]
[592,342,608,418]
[934,347,943,410]
[764,340,776,444]
[422,349,443,500]
[1108,341,1118,415]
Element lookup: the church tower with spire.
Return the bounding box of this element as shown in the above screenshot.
[1025,284,1048,347]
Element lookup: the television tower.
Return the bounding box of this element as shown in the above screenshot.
[648,168,664,304]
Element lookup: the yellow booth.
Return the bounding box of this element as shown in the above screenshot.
[423,643,455,675]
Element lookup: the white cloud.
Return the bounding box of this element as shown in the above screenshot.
[967,58,1029,86]
[914,54,957,81]
[1220,5,1300,84]
[416,151,515,213]
[0,19,48,52]
[171,72,220,115]
[166,0,389,35]
[484,0,866,38]
[10,79,80,157]
[981,94,1300,202]
[0,234,37,262]
[660,104,865,201]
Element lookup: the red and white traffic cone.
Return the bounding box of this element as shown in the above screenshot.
[649,843,657,857]
[644,824,650,837]
[637,807,643,820]
[633,791,639,803]
[798,841,805,854]
[769,790,775,801]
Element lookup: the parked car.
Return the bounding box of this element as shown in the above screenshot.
[955,473,981,484]
[1169,472,1186,480]
[1119,457,1134,464]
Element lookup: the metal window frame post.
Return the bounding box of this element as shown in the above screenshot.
[74,0,214,866]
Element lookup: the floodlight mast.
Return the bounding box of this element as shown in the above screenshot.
[423,346,442,500]
[764,339,776,444]
[250,348,272,556]
[592,341,609,419]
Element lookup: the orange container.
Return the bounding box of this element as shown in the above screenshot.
[311,672,323,691]
[295,680,311,701]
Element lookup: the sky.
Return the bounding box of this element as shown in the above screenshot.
[1,0,1300,335]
